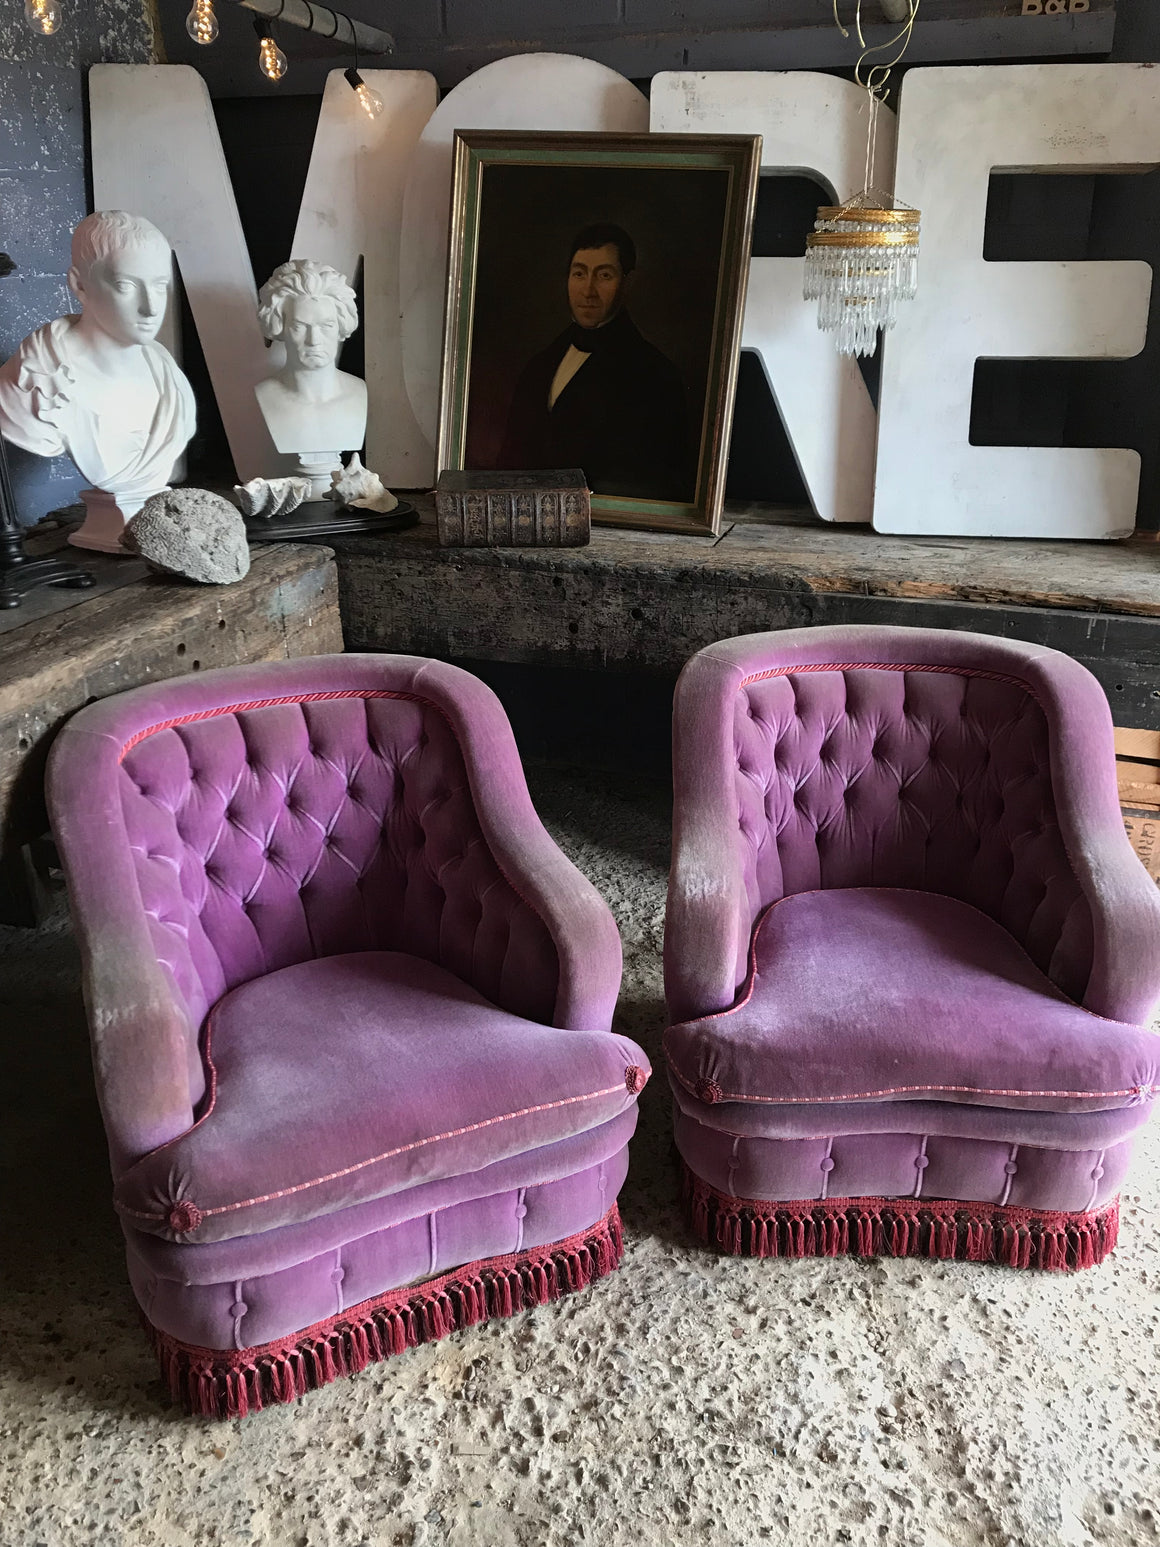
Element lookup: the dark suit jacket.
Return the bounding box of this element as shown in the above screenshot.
[498,311,693,502]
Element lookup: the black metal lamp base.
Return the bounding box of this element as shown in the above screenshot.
[245,498,420,542]
[0,551,95,609]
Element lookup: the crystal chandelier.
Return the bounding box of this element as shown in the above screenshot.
[803,1,922,358]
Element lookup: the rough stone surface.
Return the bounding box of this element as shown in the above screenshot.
[126,487,251,585]
[1,766,1158,1546]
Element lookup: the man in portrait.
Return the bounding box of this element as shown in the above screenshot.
[498,223,693,502]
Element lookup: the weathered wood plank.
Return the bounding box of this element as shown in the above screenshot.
[332,496,1160,725]
[0,543,343,876]
[338,497,1160,627]
[1115,726,1160,762]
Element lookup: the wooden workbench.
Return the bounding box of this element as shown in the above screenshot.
[0,539,343,923]
[331,498,1160,727]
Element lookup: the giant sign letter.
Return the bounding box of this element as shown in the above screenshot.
[89,63,438,484]
[875,64,1160,539]
[291,70,437,486]
[90,65,276,482]
[650,71,895,524]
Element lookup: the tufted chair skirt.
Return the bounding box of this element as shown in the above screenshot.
[664,627,1160,1271]
[49,655,645,1415]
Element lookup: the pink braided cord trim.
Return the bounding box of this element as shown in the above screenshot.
[119,1079,632,1224]
[739,661,1042,697]
[117,689,431,760]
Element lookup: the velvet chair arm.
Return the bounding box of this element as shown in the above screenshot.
[409,659,623,1033]
[664,650,755,1024]
[47,724,197,1171]
[1029,646,1160,1025]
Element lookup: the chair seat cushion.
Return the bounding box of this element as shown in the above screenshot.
[114,951,649,1245]
[665,888,1159,1117]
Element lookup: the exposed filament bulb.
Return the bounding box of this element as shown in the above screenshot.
[24,0,62,35]
[258,32,288,81]
[185,0,218,45]
[345,67,384,121]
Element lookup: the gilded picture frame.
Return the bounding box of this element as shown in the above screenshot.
[437,131,762,538]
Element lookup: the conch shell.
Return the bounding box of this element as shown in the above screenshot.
[235,475,312,519]
[330,453,399,514]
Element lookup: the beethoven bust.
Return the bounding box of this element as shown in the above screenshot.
[255,260,367,494]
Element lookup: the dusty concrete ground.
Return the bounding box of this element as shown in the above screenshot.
[1,766,1158,1547]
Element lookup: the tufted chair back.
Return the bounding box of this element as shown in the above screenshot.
[666,628,1131,1022]
[121,690,558,1054]
[50,657,576,1143]
[734,663,1090,993]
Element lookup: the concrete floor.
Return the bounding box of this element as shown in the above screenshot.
[1,766,1158,1547]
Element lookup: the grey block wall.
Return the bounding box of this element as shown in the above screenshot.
[0,0,154,526]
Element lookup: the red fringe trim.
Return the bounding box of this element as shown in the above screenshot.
[681,1163,1118,1273]
[147,1205,623,1419]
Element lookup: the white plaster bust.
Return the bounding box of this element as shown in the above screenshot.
[255,259,367,497]
[0,210,196,553]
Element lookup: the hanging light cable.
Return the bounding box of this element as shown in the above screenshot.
[254,11,289,80]
[802,0,922,358]
[185,0,219,44]
[23,0,62,34]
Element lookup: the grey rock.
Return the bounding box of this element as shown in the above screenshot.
[125,487,251,585]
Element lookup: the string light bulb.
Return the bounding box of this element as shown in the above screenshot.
[256,26,288,82]
[185,0,218,45]
[344,67,384,121]
[24,0,62,34]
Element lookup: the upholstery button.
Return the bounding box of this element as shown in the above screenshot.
[1004,1161,1018,1176]
[230,1301,248,1319]
[1091,1165,1105,1180]
[330,1268,345,1285]
[914,1155,929,1170]
[819,1157,835,1174]
[514,1204,528,1220]
[697,1078,723,1105]
[624,1065,647,1095]
[167,1201,203,1234]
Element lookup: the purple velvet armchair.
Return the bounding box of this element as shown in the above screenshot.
[47,654,648,1416]
[665,626,1160,1271]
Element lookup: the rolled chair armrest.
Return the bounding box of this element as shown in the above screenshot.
[47,725,196,1170]
[1040,653,1160,1023]
[664,650,755,1024]
[410,660,623,1032]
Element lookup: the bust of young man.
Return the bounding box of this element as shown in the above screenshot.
[255,259,367,497]
[0,210,196,553]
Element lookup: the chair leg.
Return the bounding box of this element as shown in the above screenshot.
[680,1160,1119,1273]
[148,1204,623,1419]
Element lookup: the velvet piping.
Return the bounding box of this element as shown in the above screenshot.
[682,1163,1118,1272]
[148,1205,623,1419]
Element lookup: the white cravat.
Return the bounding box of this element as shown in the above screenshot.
[548,344,591,410]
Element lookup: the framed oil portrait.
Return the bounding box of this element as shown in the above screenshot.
[437,131,761,537]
